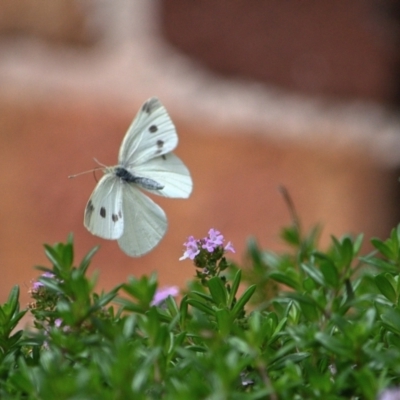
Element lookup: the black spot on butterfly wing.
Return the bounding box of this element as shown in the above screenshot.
[86,200,94,213]
[98,203,120,223]
[142,98,159,114]
[86,200,95,220]
[112,208,123,223]
[149,124,158,133]
[112,213,119,222]
[155,139,164,155]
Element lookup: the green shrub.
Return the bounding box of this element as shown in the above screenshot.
[1,222,400,399]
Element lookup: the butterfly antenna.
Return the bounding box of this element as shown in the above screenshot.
[68,166,103,179]
[93,158,107,168]
[93,169,99,183]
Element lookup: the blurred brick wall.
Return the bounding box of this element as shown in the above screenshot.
[0,0,95,44]
[161,0,400,103]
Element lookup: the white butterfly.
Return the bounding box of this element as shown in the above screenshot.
[83,97,192,257]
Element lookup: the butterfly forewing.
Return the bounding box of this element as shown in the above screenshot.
[84,174,124,240]
[132,153,192,198]
[118,98,178,167]
[117,184,168,257]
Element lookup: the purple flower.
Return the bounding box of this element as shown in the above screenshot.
[201,240,216,252]
[31,281,44,291]
[31,272,55,292]
[151,286,179,306]
[42,272,55,279]
[179,236,200,260]
[54,318,70,332]
[379,388,400,400]
[180,229,235,260]
[206,228,224,247]
[54,318,63,328]
[202,229,221,252]
[224,241,235,253]
[202,229,234,253]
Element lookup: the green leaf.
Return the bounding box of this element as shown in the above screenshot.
[228,269,241,307]
[43,244,63,270]
[61,239,74,270]
[374,274,397,303]
[207,277,228,307]
[3,286,20,319]
[320,261,339,288]
[186,299,215,316]
[390,226,400,258]
[280,225,301,246]
[191,291,213,302]
[93,288,119,309]
[269,352,310,370]
[284,292,317,306]
[332,236,354,270]
[315,332,351,357]
[303,277,317,292]
[380,308,400,335]
[300,263,324,286]
[122,274,158,306]
[299,302,320,322]
[341,237,354,267]
[165,295,180,318]
[231,285,256,318]
[179,295,188,325]
[354,366,378,400]
[39,276,65,294]
[300,224,322,259]
[360,256,398,273]
[270,317,288,344]
[353,233,364,255]
[387,331,400,348]
[215,308,232,336]
[79,245,99,273]
[371,238,394,259]
[269,272,300,290]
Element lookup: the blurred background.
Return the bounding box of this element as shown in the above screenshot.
[1,0,400,307]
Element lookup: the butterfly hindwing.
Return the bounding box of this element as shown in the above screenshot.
[132,153,192,198]
[117,184,168,257]
[84,173,124,240]
[118,98,178,167]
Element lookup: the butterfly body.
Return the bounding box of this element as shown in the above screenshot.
[114,166,164,190]
[83,98,192,257]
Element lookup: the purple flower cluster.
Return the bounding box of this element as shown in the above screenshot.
[30,272,55,292]
[180,229,235,261]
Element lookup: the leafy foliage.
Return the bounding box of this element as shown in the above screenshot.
[1,224,400,399]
